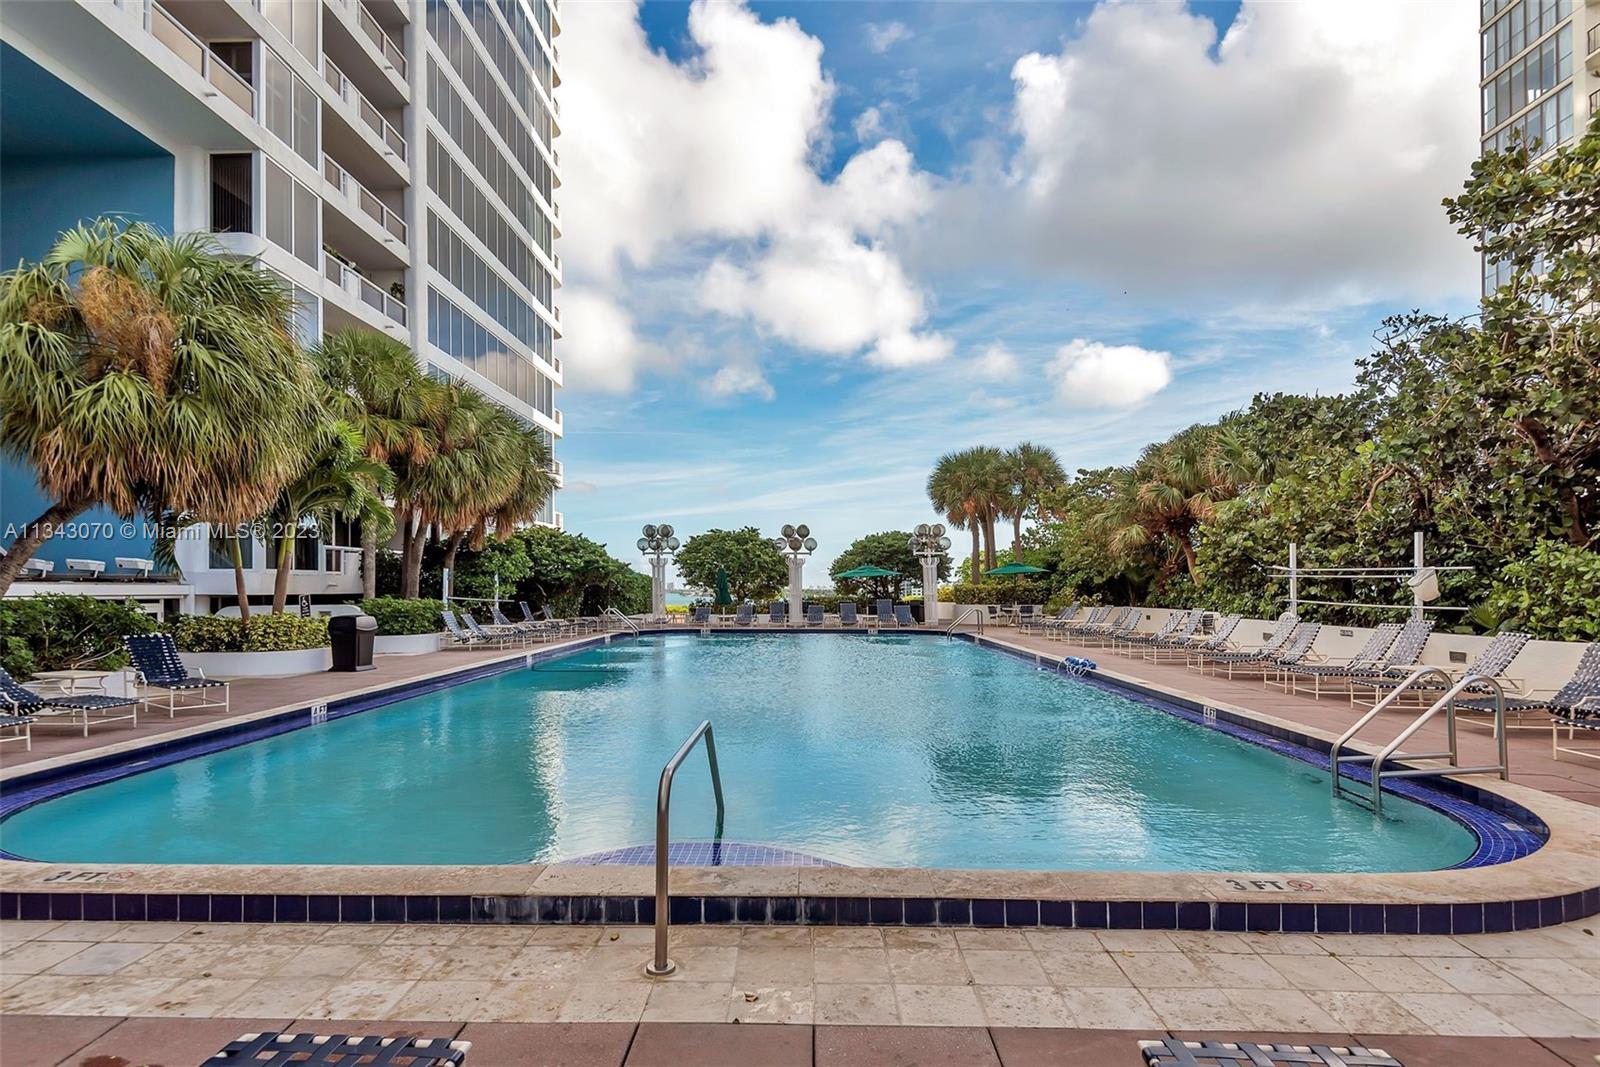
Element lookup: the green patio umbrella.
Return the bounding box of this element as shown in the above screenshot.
[985,563,1046,576]
[714,567,733,608]
[834,565,901,580]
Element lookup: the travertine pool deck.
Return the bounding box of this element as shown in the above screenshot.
[1,918,1595,1039]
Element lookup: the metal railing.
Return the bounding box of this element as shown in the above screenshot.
[945,605,985,635]
[1589,22,1600,59]
[127,0,255,116]
[603,606,638,636]
[323,154,407,242]
[358,3,407,77]
[646,720,725,977]
[322,253,407,326]
[1332,667,1509,814]
[322,56,408,160]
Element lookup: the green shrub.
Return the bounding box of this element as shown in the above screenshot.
[359,597,445,635]
[1485,541,1600,641]
[0,595,158,679]
[950,580,1048,605]
[171,613,329,652]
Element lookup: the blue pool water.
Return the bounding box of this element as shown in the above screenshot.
[0,635,1479,871]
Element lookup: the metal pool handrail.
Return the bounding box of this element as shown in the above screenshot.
[945,606,984,635]
[1368,674,1508,816]
[1331,666,1452,803]
[646,720,725,977]
[603,607,639,636]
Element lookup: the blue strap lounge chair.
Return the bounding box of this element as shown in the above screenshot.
[463,611,525,647]
[207,1031,469,1065]
[875,599,894,626]
[894,604,915,627]
[1451,643,1600,753]
[806,604,825,626]
[769,601,787,625]
[0,711,33,750]
[839,602,861,628]
[1,665,138,737]
[1269,623,1402,697]
[442,609,484,648]
[691,605,711,625]
[125,633,229,718]
[492,605,545,640]
[733,603,754,626]
[1188,614,1298,673]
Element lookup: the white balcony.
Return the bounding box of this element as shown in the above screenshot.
[357,3,406,78]
[118,0,255,117]
[323,154,406,243]
[323,252,407,329]
[322,56,407,161]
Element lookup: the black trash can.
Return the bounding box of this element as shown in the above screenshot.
[329,613,377,672]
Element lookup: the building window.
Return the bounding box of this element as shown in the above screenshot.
[261,0,318,63]
[263,159,319,266]
[262,46,318,165]
[210,153,253,233]
[209,529,255,570]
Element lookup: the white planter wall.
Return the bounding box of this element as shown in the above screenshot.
[178,648,331,678]
[374,633,441,656]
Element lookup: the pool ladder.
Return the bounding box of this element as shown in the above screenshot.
[604,607,640,637]
[1330,667,1508,815]
[646,719,725,977]
[945,606,984,635]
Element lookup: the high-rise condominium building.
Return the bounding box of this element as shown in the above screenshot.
[0,0,563,613]
[1479,0,1599,291]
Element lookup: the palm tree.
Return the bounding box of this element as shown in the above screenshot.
[0,219,317,598]
[312,329,444,598]
[1004,442,1065,555]
[265,422,395,613]
[968,445,1011,573]
[929,446,1009,580]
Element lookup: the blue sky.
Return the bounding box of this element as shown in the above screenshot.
[552,1,1480,581]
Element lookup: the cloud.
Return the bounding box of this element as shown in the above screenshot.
[865,21,912,54]
[853,106,884,143]
[557,289,661,393]
[1048,340,1173,408]
[705,361,776,401]
[973,342,1021,381]
[923,0,1478,306]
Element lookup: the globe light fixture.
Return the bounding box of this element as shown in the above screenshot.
[640,523,678,621]
[772,523,815,624]
[908,523,950,626]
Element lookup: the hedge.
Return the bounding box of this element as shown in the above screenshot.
[0,595,158,679]
[949,580,1049,605]
[171,613,329,652]
[359,597,446,635]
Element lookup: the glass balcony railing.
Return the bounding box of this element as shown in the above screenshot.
[116,0,255,117]
[323,154,407,242]
[323,252,407,327]
[322,56,408,160]
[358,4,407,77]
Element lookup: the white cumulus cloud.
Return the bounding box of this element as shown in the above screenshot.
[705,361,776,401]
[1048,340,1173,408]
[865,21,912,53]
[974,343,1021,381]
[557,289,661,394]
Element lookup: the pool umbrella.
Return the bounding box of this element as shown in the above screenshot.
[984,563,1046,577]
[835,564,900,603]
[714,567,732,608]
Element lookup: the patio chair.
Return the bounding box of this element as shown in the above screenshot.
[806,604,825,626]
[839,602,861,628]
[1219,623,1323,682]
[1112,609,1189,652]
[1151,613,1241,662]
[1,665,139,738]
[1053,605,1109,641]
[875,599,894,625]
[1016,604,1038,628]
[1078,607,1139,647]
[1495,644,1600,760]
[1188,613,1298,674]
[733,602,754,626]
[208,1031,469,1065]
[769,601,787,625]
[691,605,711,626]
[1370,631,1532,726]
[1339,619,1437,703]
[894,604,915,627]
[0,711,33,750]
[1268,622,1402,697]
[492,605,546,640]
[462,611,525,647]
[125,633,230,719]
[1129,610,1205,659]
[443,609,486,648]
[1030,602,1078,634]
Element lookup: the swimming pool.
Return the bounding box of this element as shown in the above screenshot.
[1,634,1487,871]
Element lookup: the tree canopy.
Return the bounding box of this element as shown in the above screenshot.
[675,527,787,603]
[830,530,949,600]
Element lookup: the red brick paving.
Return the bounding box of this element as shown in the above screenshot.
[7,1017,1596,1066]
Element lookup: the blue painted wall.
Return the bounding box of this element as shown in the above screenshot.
[1,43,176,571]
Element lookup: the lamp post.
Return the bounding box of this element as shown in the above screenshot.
[908,524,952,625]
[771,524,816,624]
[637,524,679,621]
